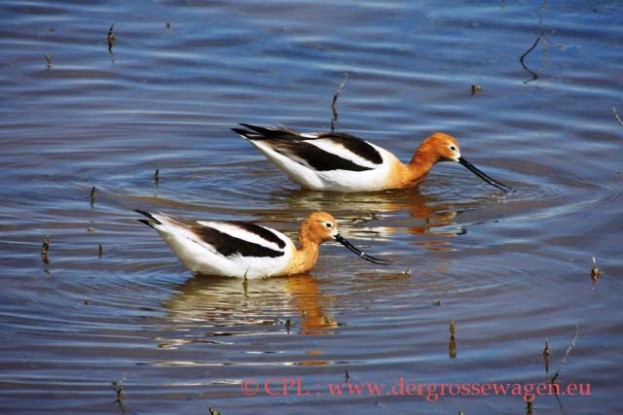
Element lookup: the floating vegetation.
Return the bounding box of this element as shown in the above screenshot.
[209,408,222,415]
[107,23,115,53]
[98,244,104,258]
[90,186,96,208]
[285,319,292,332]
[154,168,160,186]
[166,21,171,30]
[41,236,51,265]
[344,368,351,382]
[543,338,550,373]
[45,54,53,70]
[330,73,349,133]
[433,299,442,306]
[519,34,542,83]
[471,84,482,95]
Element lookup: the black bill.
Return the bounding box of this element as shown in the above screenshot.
[334,234,391,265]
[458,157,514,193]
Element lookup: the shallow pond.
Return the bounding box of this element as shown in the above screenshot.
[1,0,622,413]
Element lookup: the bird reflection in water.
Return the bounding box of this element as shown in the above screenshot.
[157,273,336,349]
[272,187,468,250]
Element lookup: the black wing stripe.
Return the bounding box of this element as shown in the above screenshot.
[234,124,383,166]
[224,221,286,249]
[193,224,284,258]
[273,140,373,172]
[315,132,383,165]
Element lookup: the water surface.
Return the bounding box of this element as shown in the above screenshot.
[1,0,622,413]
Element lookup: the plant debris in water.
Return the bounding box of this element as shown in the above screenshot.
[551,324,579,384]
[519,34,542,83]
[590,256,602,288]
[543,338,550,373]
[107,23,115,53]
[45,54,53,69]
[330,73,348,133]
[154,168,160,186]
[448,320,457,359]
[111,373,127,403]
[41,236,51,265]
[526,395,534,415]
[613,106,623,126]
[90,186,96,208]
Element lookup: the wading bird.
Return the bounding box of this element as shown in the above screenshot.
[135,210,388,278]
[233,124,513,193]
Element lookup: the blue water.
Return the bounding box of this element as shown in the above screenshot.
[1,0,622,413]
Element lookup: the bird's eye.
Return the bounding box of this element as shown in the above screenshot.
[450,145,457,151]
[325,222,333,228]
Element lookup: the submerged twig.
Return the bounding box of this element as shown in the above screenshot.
[551,324,579,384]
[241,269,249,297]
[45,54,53,70]
[107,23,115,54]
[470,84,482,95]
[590,256,601,279]
[330,73,349,132]
[590,256,602,289]
[519,34,542,83]
[98,244,104,258]
[154,169,160,186]
[526,396,534,415]
[90,186,96,208]
[613,106,623,126]
[41,236,51,266]
[448,320,457,359]
[111,373,127,403]
[543,338,550,373]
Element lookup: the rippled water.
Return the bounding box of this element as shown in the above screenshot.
[1,0,622,413]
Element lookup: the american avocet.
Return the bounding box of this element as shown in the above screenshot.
[232,124,513,193]
[135,210,388,278]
